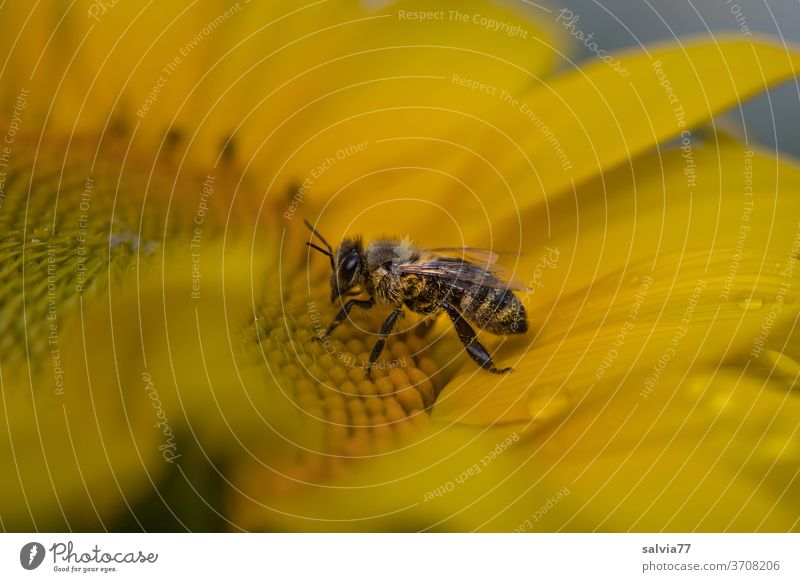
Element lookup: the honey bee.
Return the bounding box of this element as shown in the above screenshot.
[304,220,528,377]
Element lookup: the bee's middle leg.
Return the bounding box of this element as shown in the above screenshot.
[365,309,404,379]
[442,303,511,374]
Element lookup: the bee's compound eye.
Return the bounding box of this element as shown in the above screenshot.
[340,253,360,281]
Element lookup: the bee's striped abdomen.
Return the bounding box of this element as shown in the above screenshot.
[458,285,527,335]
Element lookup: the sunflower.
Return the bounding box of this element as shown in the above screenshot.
[1,1,798,532]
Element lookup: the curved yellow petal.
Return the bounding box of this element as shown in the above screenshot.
[397,38,800,245]
[1,1,558,191]
[226,424,561,532]
[0,134,449,528]
[433,139,800,424]
[433,141,800,423]
[307,39,800,258]
[415,139,800,531]
[521,364,800,531]
[0,231,313,528]
[491,37,800,209]
[230,372,800,531]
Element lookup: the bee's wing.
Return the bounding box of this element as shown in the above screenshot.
[399,260,527,292]
[423,247,501,266]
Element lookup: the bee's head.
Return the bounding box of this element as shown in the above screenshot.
[331,237,365,302]
[303,220,366,303]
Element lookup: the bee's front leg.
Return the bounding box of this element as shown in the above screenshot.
[365,309,404,379]
[314,298,375,342]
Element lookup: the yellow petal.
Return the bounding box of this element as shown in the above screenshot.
[231,369,800,531]
[0,133,448,527]
[0,234,327,528]
[226,424,563,532]
[433,140,800,424]
[524,365,800,531]
[0,128,288,527]
[1,1,558,189]
[381,38,800,244]
[489,37,800,209]
[304,39,800,256]
[227,327,800,531]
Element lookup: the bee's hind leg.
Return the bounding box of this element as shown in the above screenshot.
[442,303,512,374]
[365,309,404,379]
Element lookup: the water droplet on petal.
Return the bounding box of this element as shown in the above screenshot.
[708,391,733,413]
[689,372,735,412]
[760,436,798,464]
[762,350,800,390]
[684,375,709,398]
[736,296,763,311]
[528,391,570,422]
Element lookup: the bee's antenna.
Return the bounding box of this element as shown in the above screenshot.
[303,219,335,268]
[306,242,335,269]
[306,243,336,269]
[306,242,332,257]
[303,219,333,253]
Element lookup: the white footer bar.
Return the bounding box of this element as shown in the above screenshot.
[1,533,797,581]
